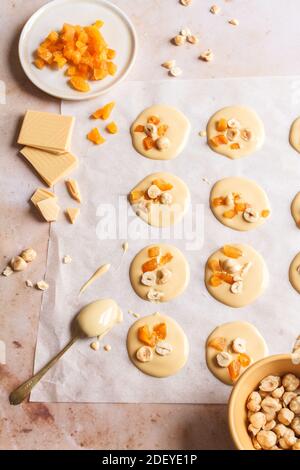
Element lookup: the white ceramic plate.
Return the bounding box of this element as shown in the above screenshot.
[18,0,137,100]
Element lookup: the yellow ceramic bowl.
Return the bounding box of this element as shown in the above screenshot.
[228,354,300,450]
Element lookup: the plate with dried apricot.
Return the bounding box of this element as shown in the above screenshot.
[18,0,137,100]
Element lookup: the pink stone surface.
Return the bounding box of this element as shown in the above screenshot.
[0,0,297,450]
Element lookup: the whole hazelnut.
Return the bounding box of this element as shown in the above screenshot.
[10,256,27,272]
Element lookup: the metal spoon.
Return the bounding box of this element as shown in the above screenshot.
[9,299,122,405]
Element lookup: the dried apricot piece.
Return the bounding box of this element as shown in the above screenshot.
[238,353,251,367]
[208,259,221,272]
[107,62,117,75]
[216,134,228,145]
[87,128,106,145]
[208,336,227,351]
[209,137,220,147]
[143,136,154,150]
[160,252,173,265]
[94,20,104,28]
[106,121,118,134]
[157,124,168,136]
[230,142,240,150]
[219,272,234,284]
[234,202,247,212]
[102,102,115,119]
[47,31,59,42]
[142,258,158,273]
[37,47,53,63]
[107,48,116,60]
[209,275,222,287]
[212,197,225,207]
[261,209,270,218]
[216,118,227,132]
[153,323,167,340]
[147,115,160,125]
[228,359,241,381]
[223,209,236,219]
[34,58,45,69]
[222,245,243,259]
[148,246,161,258]
[69,76,90,92]
[66,65,77,76]
[129,190,143,203]
[138,325,156,347]
[134,124,145,133]
[151,179,173,191]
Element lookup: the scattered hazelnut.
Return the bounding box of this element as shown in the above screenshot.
[10,256,27,272]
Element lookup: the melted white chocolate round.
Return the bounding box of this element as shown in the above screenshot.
[291,192,300,228]
[289,252,300,294]
[210,177,271,231]
[130,104,190,160]
[127,312,189,378]
[289,117,300,154]
[207,106,264,159]
[205,244,268,308]
[206,321,268,385]
[129,243,190,303]
[129,172,190,228]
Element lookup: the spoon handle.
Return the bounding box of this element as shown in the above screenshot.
[9,336,78,405]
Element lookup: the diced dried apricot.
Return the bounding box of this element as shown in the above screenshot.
[147,115,160,125]
[234,202,247,212]
[230,142,240,150]
[208,259,221,272]
[208,336,227,351]
[106,121,118,134]
[160,252,173,265]
[142,258,158,273]
[209,275,222,287]
[209,137,220,147]
[238,353,251,367]
[47,31,59,42]
[148,246,161,258]
[151,179,173,191]
[107,48,116,60]
[107,62,117,75]
[222,245,243,259]
[69,76,90,92]
[37,47,53,63]
[223,209,236,219]
[219,272,234,284]
[66,65,77,76]
[228,359,241,381]
[94,20,104,28]
[102,102,115,120]
[212,197,225,207]
[129,190,143,203]
[143,136,154,150]
[138,325,156,347]
[153,323,167,340]
[33,21,117,92]
[261,209,270,218]
[134,124,145,133]
[87,128,106,145]
[210,134,228,146]
[34,58,45,69]
[92,101,115,119]
[216,134,228,145]
[216,118,228,132]
[157,124,168,136]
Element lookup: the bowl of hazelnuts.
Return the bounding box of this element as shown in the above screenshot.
[228,354,300,450]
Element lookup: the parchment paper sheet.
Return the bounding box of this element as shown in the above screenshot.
[31,77,300,403]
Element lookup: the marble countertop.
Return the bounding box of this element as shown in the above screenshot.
[1,0,298,450]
